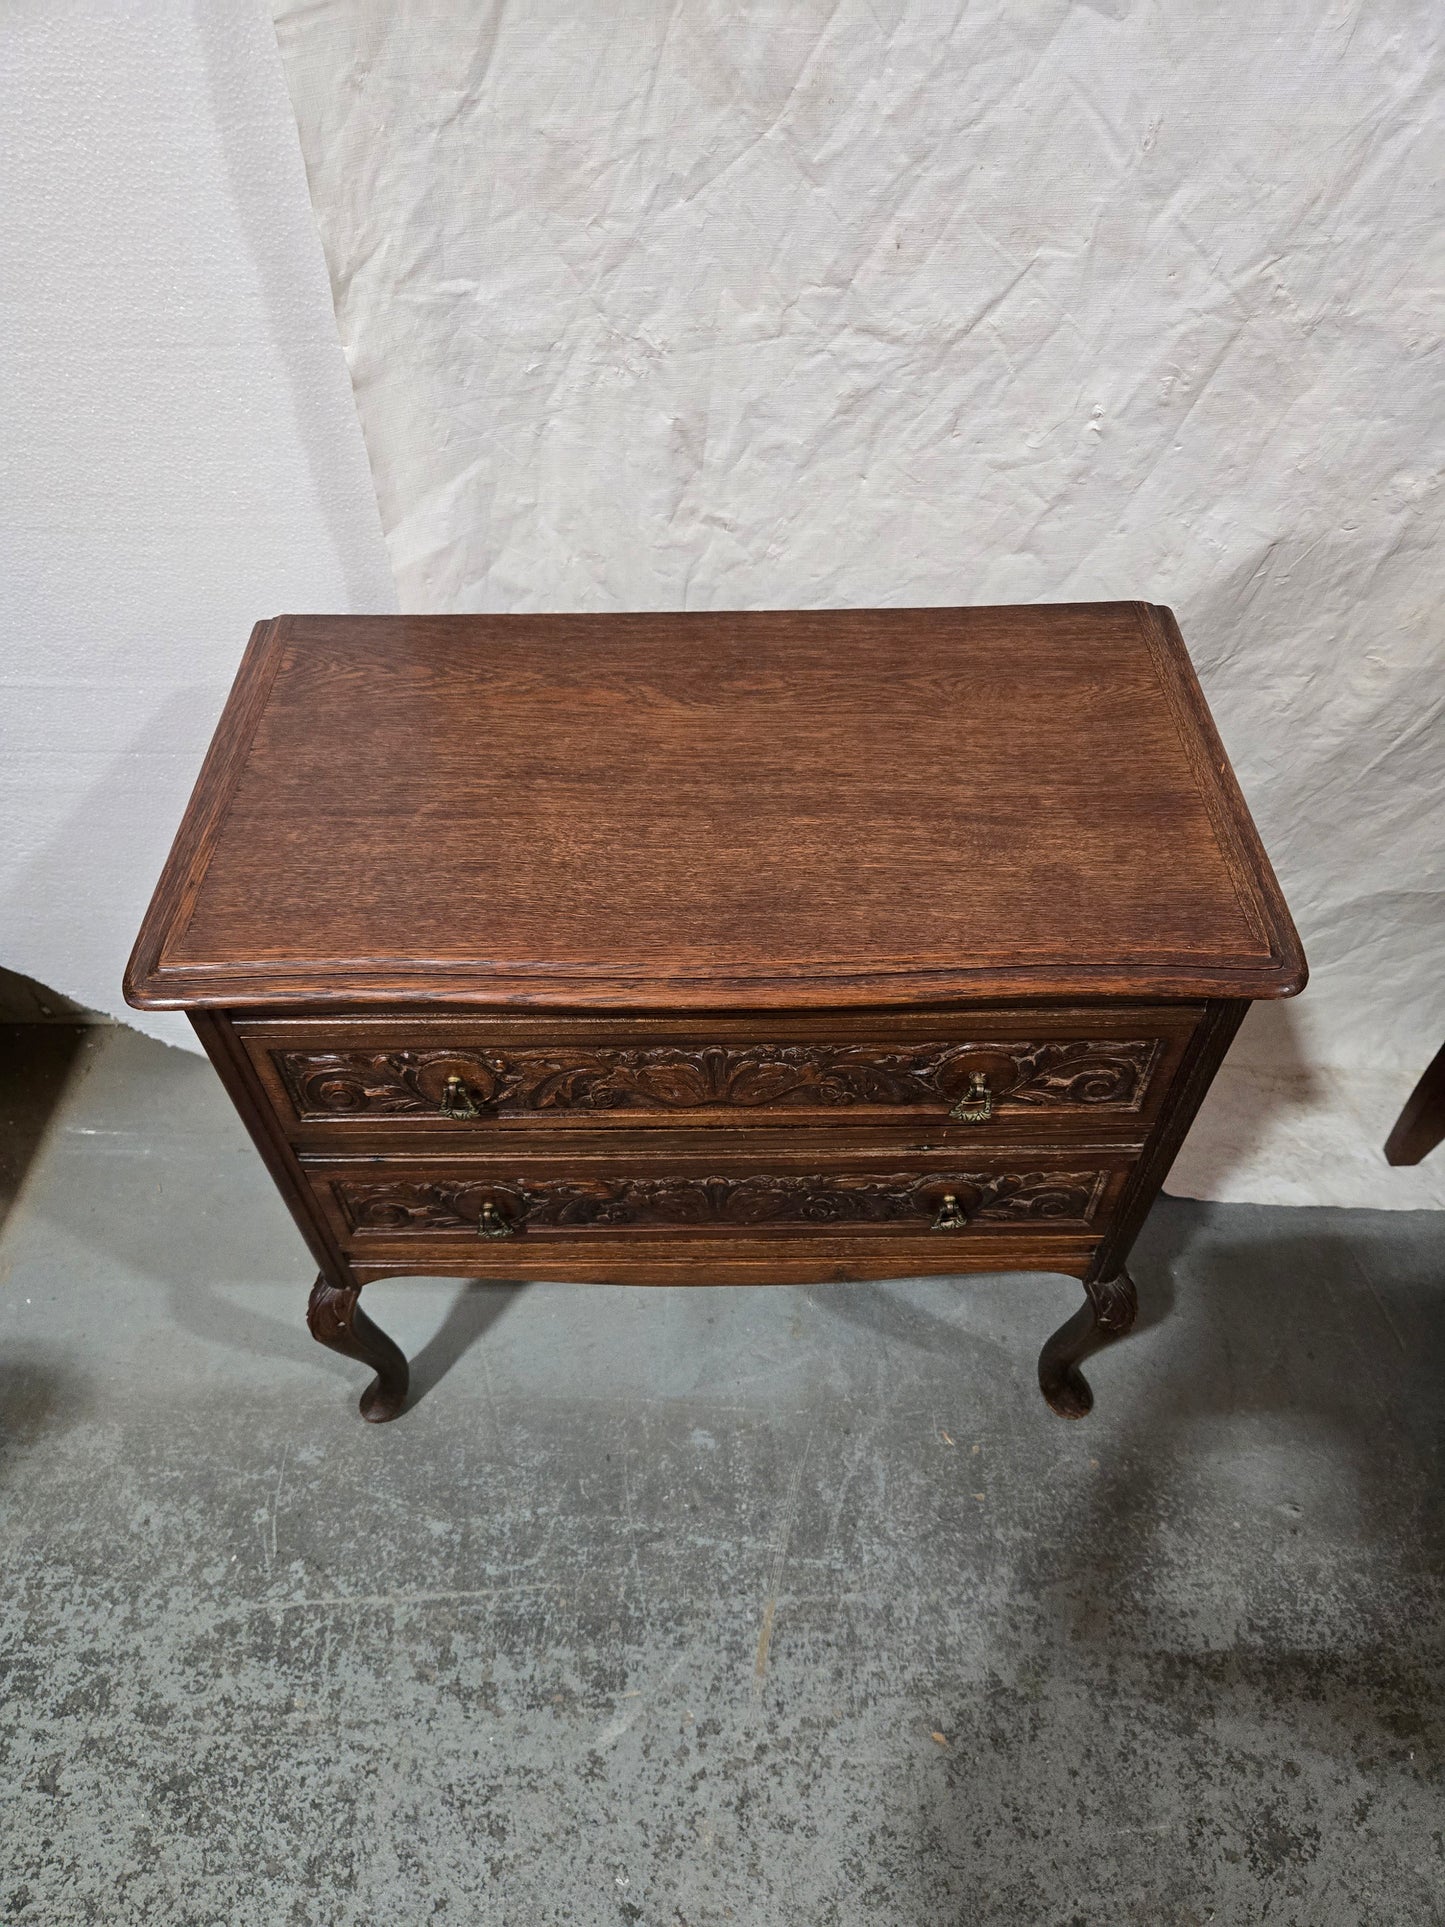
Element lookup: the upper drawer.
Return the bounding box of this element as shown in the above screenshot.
[238,1006,1202,1139]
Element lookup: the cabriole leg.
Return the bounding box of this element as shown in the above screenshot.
[1038,1268,1138,1419]
[306,1274,409,1423]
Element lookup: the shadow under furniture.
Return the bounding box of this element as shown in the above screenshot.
[0,964,101,1237]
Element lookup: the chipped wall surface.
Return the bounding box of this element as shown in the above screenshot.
[0,0,396,1052]
[272,0,1444,1205]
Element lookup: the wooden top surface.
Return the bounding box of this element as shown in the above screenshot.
[125,605,1305,1010]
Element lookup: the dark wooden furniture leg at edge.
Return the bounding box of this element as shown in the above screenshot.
[1384,1041,1445,1168]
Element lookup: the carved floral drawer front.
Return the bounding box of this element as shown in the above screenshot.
[306,1153,1134,1244]
[244,1011,1201,1135]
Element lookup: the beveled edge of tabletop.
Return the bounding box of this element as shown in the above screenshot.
[122,606,1308,1013]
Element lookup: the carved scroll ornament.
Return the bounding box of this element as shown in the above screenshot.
[281,1037,1160,1120]
[335,1167,1108,1234]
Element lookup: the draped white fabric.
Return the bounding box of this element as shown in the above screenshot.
[271,1,1444,1205]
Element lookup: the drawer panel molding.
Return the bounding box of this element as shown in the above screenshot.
[274,1037,1165,1125]
[331,1166,1112,1236]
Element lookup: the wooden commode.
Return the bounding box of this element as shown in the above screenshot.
[125,606,1305,1422]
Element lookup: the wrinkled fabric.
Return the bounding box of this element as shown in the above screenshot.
[272,0,1445,1204]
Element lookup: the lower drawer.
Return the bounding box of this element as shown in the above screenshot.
[303,1144,1135,1254]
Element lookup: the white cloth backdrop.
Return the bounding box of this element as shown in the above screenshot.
[271,0,1445,1208]
[0,0,395,1053]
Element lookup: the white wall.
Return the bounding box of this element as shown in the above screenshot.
[0,0,396,1050]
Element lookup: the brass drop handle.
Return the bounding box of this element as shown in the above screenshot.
[949,1072,992,1124]
[931,1192,969,1232]
[440,1074,481,1119]
[477,1200,514,1240]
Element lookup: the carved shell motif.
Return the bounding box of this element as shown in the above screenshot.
[279,1039,1160,1119]
[336,1169,1108,1234]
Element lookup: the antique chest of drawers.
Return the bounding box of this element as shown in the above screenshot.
[125,605,1304,1422]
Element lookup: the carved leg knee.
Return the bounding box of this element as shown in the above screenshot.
[1038,1268,1138,1419]
[307,1275,409,1423]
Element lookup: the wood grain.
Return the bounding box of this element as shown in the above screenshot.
[125,605,1305,1010]
[343,1233,1100,1289]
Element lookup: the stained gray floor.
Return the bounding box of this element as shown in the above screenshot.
[0,1023,1441,1926]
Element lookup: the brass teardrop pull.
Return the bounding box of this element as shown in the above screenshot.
[440,1074,481,1119]
[949,1072,992,1123]
[477,1200,514,1239]
[931,1192,968,1232]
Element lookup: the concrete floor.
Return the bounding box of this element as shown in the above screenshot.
[0,1024,1442,1926]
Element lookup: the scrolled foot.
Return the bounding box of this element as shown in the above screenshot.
[306,1275,410,1422]
[1037,1268,1138,1420]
